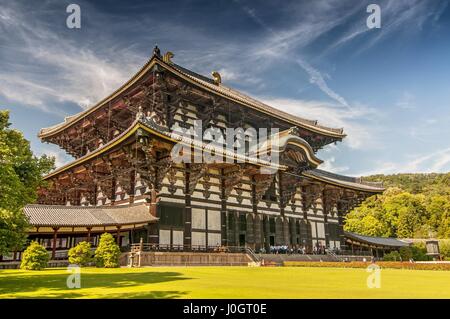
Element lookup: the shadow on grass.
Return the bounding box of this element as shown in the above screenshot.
[0,269,190,299]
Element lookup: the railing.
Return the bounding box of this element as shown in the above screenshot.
[128,243,260,261]
[130,243,236,253]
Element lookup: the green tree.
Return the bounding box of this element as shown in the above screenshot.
[68,241,93,266]
[0,209,29,256]
[383,251,401,261]
[411,242,430,261]
[94,233,121,268]
[399,246,413,261]
[0,110,54,255]
[20,241,49,270]
[344,184,450,240]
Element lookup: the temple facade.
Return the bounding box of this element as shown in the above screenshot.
[24,47,384,259]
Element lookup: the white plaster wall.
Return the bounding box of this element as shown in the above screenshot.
[159,229,171,245]
[208,233,221,247]
[207,210,221,231]
[192,208,206,229]
[192,231,206,246]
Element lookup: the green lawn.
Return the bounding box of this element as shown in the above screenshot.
[1,266,449,299]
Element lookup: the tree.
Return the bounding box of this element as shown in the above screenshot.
[383,251,401,261]
[0,110,54,255]
[68,241,93,266]
[345,182,450,240]
[0,209,29,256]
[94,233,121,268]
[20,241,49,270]
[399,246,413,261]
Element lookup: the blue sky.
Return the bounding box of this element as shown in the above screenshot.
[1,0,450,176]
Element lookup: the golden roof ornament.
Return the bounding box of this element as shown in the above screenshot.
[163,51,174,64]
[211,71,221,85]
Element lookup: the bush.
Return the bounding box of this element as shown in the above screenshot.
[94,233,121,268]
[439,240,450,259]
[399,246,413,261]
[20,241,49,270]
[411,242,430,261]
[68,241,93,266]
[383,251,402,261]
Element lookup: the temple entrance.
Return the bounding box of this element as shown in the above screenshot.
[239,234,246,246]
[269,235,275,246]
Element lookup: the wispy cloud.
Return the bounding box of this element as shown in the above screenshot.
[0,3,144,113]
[356,146,450,175]
[294,58,348,107]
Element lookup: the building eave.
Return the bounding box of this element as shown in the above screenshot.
[302,169,385,193]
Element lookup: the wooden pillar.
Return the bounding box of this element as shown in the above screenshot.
[52,227,59,260]
[234,211,240,246]
[253,214,262,252]
[184,164,192,248]
[278,171,285,217]
[323,212,329,248]
[322,190,330,248]
[220,169,227,246]
[116,226,121,245]
[283,217,290,246]
[290,218,297,247]
[111,177,117,205]
[148,190,159,245]
[246,213,255,249]
[129,170,136,204]
[337,201,347,250]
[87,227,92,243]
[264,215,270,252]
[301,186,308,220]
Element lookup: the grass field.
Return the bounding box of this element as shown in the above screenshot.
[1,266,450,299]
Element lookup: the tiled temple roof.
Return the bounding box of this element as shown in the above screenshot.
[39,54,345,139]
[171,63,344,135]
[303,169,385,193]
[345,231,410,248]
[24,203,157,227]
[41,117,381,194]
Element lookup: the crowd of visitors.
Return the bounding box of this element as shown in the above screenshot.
[258,243,341,255]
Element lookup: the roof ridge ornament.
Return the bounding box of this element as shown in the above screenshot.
[153,45,162,59]
[136,105,144,120]
[288,126,301,137]
[163,51,174,64]
[211,71,221,85]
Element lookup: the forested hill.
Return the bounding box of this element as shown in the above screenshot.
[344,173,450,239]
[364,173,450,195]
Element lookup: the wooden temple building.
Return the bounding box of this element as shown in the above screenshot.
[24,47,385,259]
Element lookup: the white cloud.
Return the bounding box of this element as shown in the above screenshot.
[259,97,381,149]
[356,147,450,175]
[319,156,349,174]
